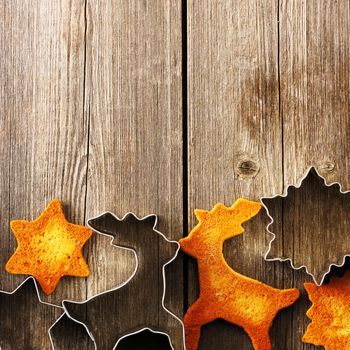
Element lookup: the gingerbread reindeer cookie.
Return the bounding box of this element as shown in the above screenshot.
[180,198,299,350]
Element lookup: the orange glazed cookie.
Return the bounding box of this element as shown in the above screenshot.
[180,198,300,350]
[6,199,92,295]
[304,271,350,349]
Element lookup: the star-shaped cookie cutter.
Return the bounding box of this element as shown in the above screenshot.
[261,166,350,286]
[60,211,186,350]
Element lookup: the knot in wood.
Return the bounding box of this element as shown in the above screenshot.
[236,159,260,178]
[319,161,335,173]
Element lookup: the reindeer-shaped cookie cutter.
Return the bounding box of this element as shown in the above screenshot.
[58,211,186,350]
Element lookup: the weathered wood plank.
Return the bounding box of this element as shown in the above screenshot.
[0,0,90,348]
[280,1,350,348]
[84,0,183,348]
[280,0,350,184]
[2,0,349,349]
[187,0,285,349]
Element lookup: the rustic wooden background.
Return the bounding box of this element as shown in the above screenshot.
[1,0,350,349]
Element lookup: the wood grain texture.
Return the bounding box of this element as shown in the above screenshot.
[187,0,350,349]
[0,0,90,348]
[280,1,350,349]
[280,0,350,187]
[187,0,287,349]
[0,278,63,350]
[51,314,95,350]
[84,0,183,349]
[1,0,350,348]
[64,214,181,349]
[1,0,183,348]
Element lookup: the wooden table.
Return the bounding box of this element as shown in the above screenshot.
[1,1,349,349]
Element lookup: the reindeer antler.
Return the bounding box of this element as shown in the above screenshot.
[180,198,261,258]
[197,199,261,239]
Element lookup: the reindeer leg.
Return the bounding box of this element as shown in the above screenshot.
[222,313,271,350]
[245,327,271,350]
[184,299,216,350]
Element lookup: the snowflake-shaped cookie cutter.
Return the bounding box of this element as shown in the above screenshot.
[261,165,350,286]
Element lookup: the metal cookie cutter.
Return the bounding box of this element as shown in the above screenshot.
[50,313,95,349]
[0,276,63,349]
[261,166,350,286]
[61,211,186,350]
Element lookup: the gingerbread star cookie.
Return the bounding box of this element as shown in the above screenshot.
[180,198,300,350]
[6,199,92,295]
[304,271,350,349]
